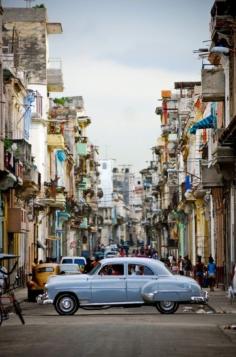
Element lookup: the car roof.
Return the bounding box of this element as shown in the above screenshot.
[59,263,79,267]
[36,263,59,268]
[61,256,85,259]
[100,257,163,266]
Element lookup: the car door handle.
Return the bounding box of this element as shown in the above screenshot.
[119,277,126,280]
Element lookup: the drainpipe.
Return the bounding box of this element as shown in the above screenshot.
[230,186,235,266]
[222,56,230,127]
[210,194,215,259]
[192,206,196,266]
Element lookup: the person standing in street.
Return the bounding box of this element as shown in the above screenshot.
[207,256,217,291]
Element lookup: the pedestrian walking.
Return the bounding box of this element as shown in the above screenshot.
[207,256,217,291]
[183,255,192,277]
[171,257,178,274]
[178,256,184,275]
[195,255,205,287]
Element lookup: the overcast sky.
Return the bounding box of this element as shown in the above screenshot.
[3,0,213,173]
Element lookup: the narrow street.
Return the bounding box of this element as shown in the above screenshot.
[1,302,236,357]
[1,0,236,356]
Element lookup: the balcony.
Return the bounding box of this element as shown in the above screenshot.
[4,150,24,184]
[76,142,87,156]
[201,68,225,102]
[77,116,91,128]
[201,165,223,188]
[47,59,64,92]
[210,4,234,39]
[36,192,66,210]
[77,177,91,191]
[212,145,235,180]
[161,124,171,135]
[47,121,65,149]
[212,145,235,165]
[12,139,32,165]
[47,134,65,149]
[18,167,41,198]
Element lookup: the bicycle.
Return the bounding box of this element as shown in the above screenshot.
[0,286,25,326]
[0,253,25,326]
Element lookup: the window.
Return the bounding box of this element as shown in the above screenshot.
[62,258,73,264]
[102,162,107,170]
[128,264,154,276]
[99,264,124,276]
[74,258,85,266]
[37,267,54,273]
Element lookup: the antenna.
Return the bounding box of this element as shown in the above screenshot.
[24,0,35,8]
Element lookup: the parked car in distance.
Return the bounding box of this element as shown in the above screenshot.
[58,264,81,275]
[109,244,119,252]
[104,251,118,258]
[94,251,104,260]
[60,256,87,272]
[27,263,60,302]
[38,257,208,315]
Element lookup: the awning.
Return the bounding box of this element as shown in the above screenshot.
[37,240,46,249]
[189,114,215,134]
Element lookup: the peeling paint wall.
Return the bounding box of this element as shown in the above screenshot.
[3,8,47,85]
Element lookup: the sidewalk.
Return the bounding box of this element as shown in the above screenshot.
[206,287,236,314]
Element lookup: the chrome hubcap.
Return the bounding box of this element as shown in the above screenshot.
[59,297,74,312]
[160,301,174,310]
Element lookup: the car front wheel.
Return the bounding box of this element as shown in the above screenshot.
[55,293,79,315]
[156,301,179,314]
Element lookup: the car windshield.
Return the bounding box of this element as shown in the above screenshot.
[62,259,73,264]
[88,262,101,275]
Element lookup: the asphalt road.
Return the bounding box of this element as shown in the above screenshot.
[1,302,236,357]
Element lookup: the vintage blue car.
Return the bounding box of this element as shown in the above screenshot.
[38,257,208,315]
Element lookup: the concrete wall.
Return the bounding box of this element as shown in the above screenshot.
[3,8,47,84]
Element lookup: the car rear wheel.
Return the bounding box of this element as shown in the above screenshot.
[156,301,179,314]
[55,293,79,315]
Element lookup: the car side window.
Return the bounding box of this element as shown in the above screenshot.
[128,264,154,276]
[99,264,124,276]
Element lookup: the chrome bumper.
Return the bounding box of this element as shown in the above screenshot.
[37,292,53,305]
[191,290,208,303]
